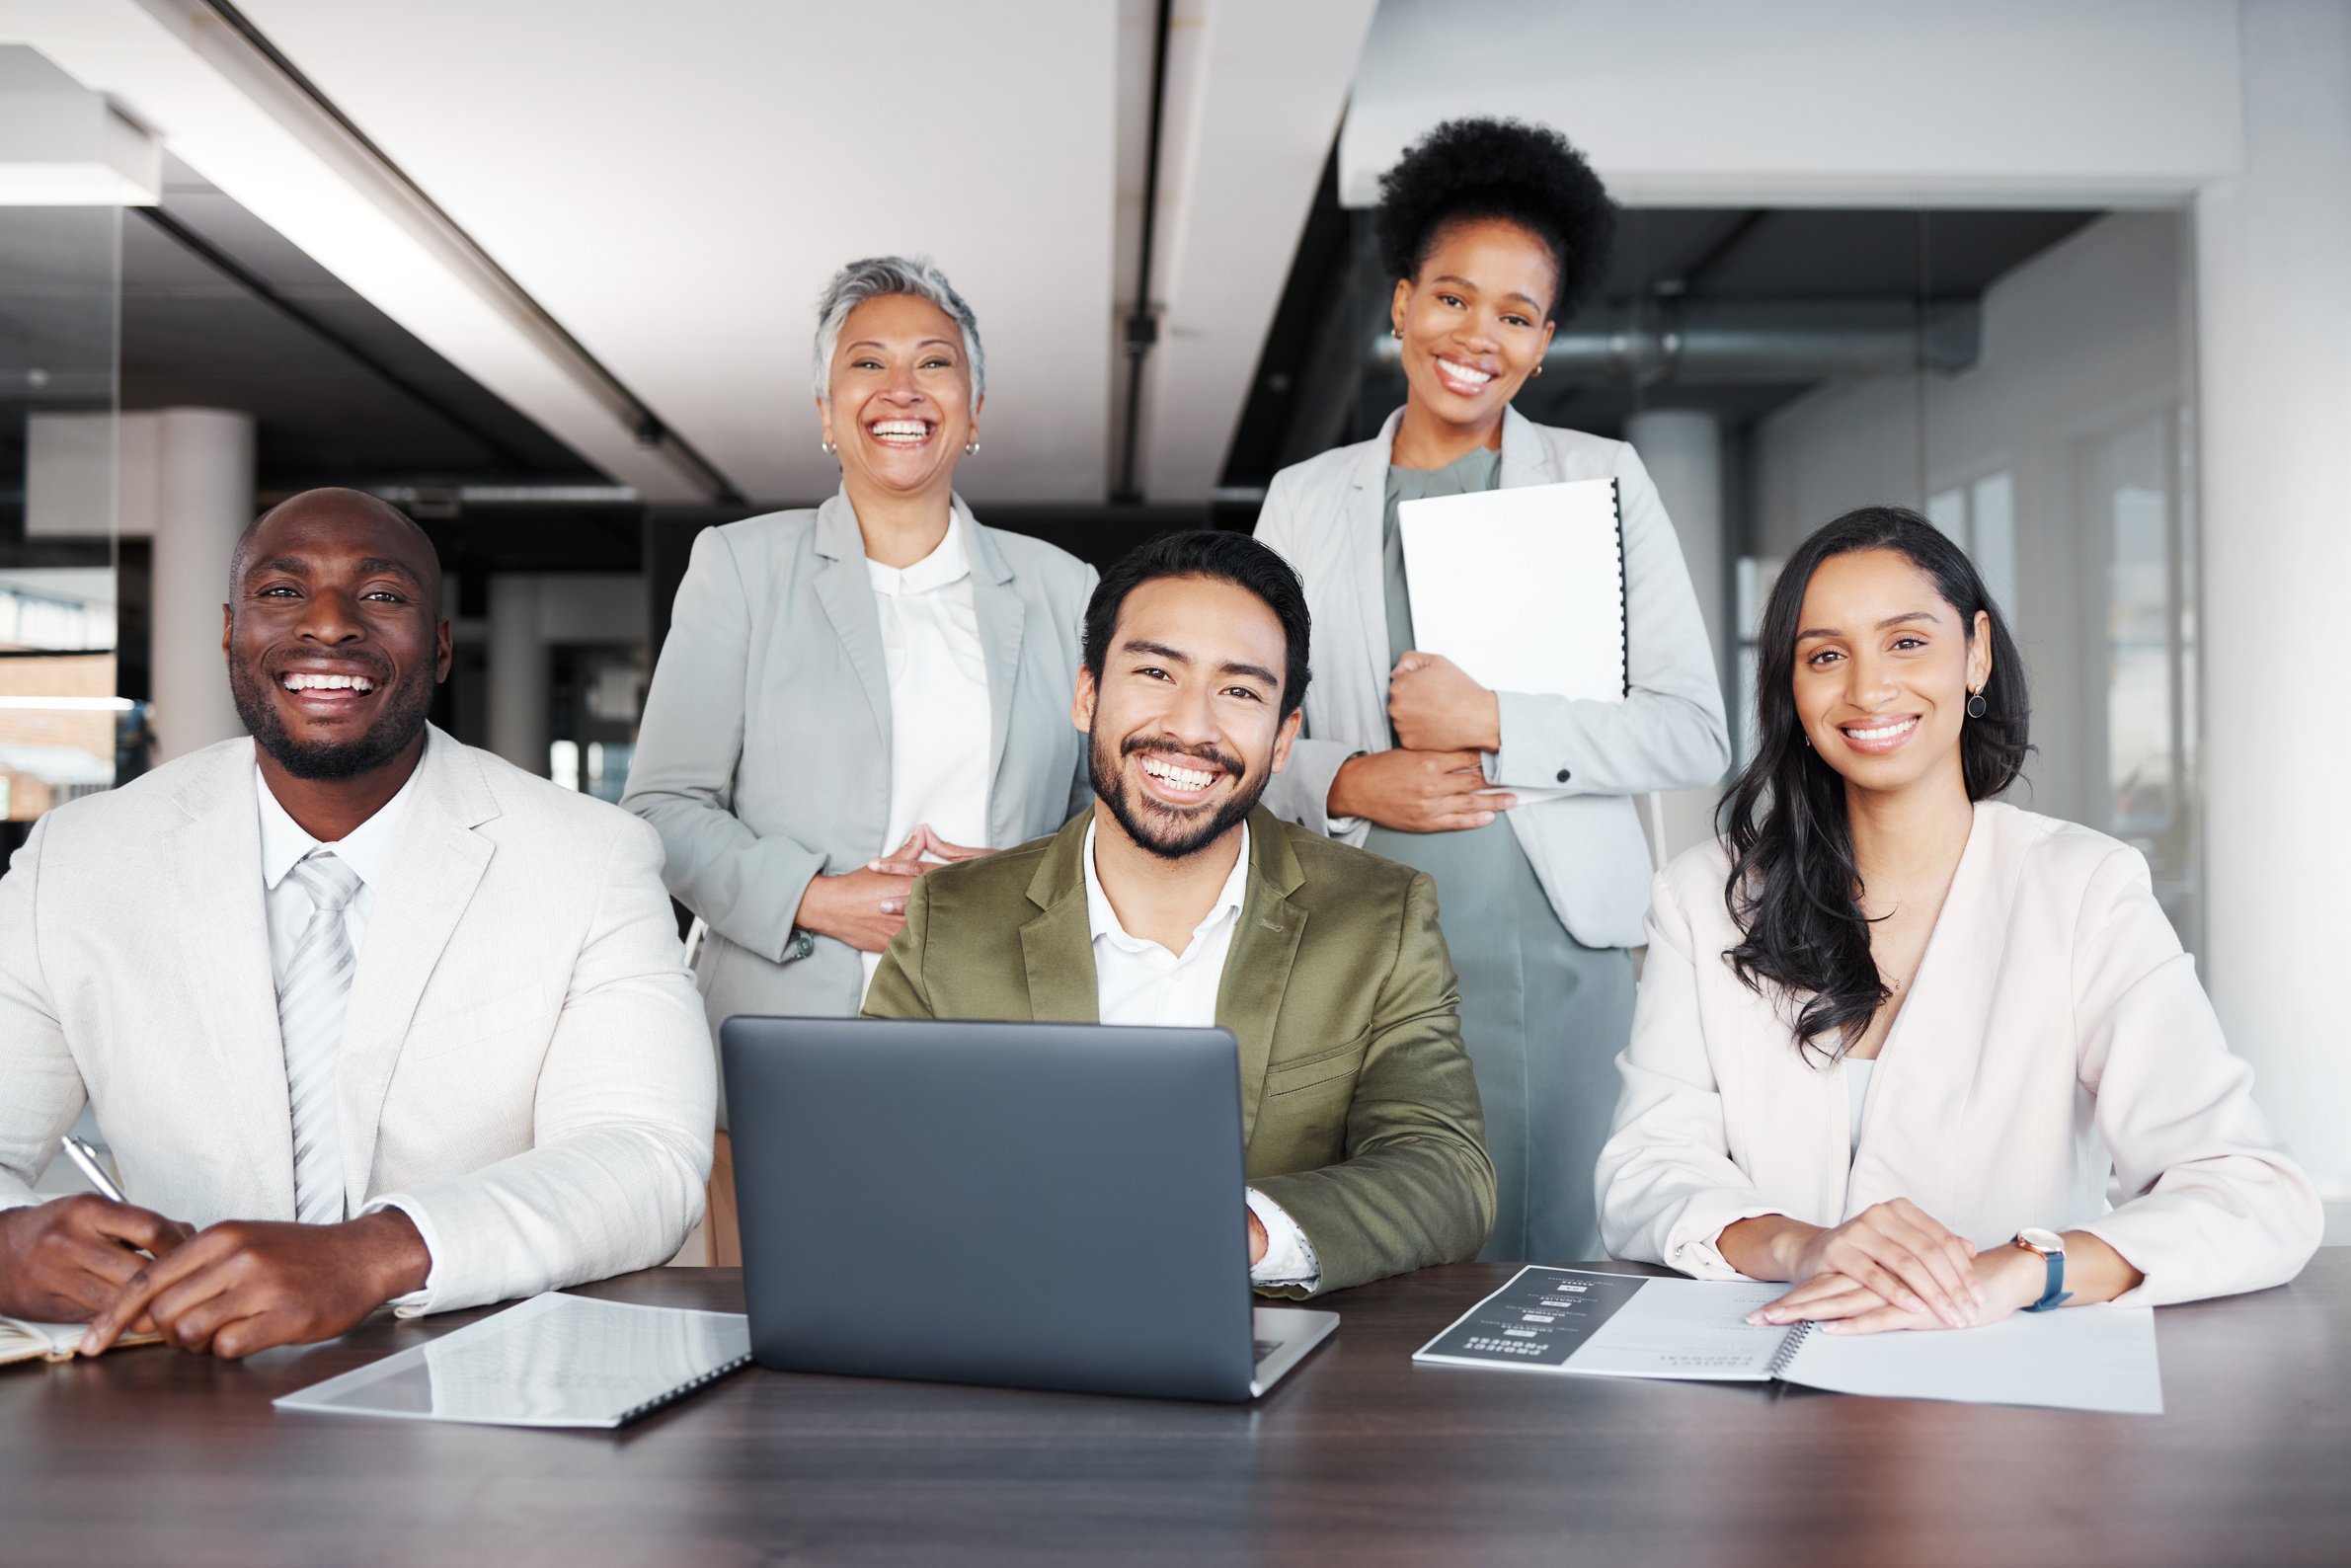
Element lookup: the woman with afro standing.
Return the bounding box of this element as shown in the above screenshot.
[1255,118,1730,1265]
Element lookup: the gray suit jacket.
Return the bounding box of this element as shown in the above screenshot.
[622,491,1096,1088]
[1254,406,1731,949]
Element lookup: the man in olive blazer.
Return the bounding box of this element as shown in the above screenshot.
[866,531,1494,1297]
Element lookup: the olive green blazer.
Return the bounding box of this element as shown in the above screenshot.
[863,806,1496,1296]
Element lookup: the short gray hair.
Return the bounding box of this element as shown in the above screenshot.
[811,255,985,403]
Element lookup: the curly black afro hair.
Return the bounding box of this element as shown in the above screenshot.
[1374,117,1615,323]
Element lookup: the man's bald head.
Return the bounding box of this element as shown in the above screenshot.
[230,488,442,617]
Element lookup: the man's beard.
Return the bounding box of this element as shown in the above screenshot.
[1088,723,1267,862]
[229,657,433,781]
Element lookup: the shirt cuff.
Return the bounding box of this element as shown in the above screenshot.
[362,1194,445,1318]
[1246,1187,1320,1291]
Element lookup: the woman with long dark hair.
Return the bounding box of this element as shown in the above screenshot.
[1596,508,2317,1327]
[1255,118,1729,1265]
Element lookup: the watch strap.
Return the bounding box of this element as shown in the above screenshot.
[2021,1236,2072,1313]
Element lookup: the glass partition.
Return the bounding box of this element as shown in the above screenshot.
[0,203,122,855]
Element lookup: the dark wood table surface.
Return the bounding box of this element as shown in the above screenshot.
[4,1250,2345,1568]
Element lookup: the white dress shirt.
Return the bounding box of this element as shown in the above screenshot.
[1081,820,1319,1290]
[862,512,994,993]
[256,764,436,1302]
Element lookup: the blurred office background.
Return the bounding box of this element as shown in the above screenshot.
[2,1,2344,1221]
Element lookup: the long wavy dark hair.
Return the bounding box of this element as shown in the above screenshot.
[1721,507,2031,1061]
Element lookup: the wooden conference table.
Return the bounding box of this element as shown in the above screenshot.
[3,1251,2346,1568]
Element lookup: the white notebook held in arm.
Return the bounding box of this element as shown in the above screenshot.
[1399,478,1627,806]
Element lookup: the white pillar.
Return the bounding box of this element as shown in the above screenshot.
[1624,409,1731,859]
[2194,0,2351,1192]
[487,575,549,776]
[148,408,255,762]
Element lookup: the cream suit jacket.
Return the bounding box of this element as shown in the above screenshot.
[1597,802,2321,1307]
[1253,406,1730,950]
[0,728,715,1315]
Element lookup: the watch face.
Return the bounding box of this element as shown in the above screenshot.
[2016,1226,2066,1256]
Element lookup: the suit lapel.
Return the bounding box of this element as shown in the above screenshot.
[811,490,892,754]
[165,742,298,1215]
[1215,812,1308,1143]
[1016,814,1099,1022]
[1347,411,1401,737]
[335,732,496,1211]
[964,503,1027,824]
[1848,803,2006,1207]
[1496,403,1556,490]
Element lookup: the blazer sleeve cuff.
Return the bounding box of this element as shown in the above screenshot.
[1662,1200,1785,1281]
[363,1194,450,1318]
[1266,737,1363,840]
[1245,1187,1321,1291]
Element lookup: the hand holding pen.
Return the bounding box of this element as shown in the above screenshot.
[0,1137,194,1332]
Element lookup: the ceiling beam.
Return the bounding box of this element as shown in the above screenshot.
[0,0,739,502]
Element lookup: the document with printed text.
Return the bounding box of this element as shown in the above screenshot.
[1413,1266,2163,1415]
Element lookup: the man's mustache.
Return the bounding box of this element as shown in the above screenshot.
[1120,734,1245,781]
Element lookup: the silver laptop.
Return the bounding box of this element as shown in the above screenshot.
[720,1016,1337,1402]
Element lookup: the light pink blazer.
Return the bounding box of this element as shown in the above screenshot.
[1597,801,2320,1307]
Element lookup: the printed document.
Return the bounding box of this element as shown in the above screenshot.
[1413,1267,2162,1415]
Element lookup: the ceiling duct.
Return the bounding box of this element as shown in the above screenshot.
[1372,299,1982,387]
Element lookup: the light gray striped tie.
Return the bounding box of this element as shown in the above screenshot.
[279,851,361,1225]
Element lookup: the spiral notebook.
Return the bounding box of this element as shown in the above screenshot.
[1413,1266,2161,1415]
[275,1292,751,1429]
[1398,476,1627,700]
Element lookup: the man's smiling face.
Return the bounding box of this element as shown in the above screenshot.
[1073,574,1300,861]
[222,490,451,782]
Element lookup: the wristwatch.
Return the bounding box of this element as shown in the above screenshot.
[2013,1226,2072,1312]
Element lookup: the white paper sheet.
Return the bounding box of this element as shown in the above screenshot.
[1782,1304,2163,1415]
[274,1293,751,1429]
[1397,478,1626,703]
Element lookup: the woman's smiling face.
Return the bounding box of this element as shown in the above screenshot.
[1791,546,1992,800]
[1390,216,1558,434]
[820,292,979,502]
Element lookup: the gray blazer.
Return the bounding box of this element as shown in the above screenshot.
[1254,406,1730,950]
[622,491,1096,1071]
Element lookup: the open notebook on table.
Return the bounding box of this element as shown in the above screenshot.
[2,1317,163,1367]
[1413,1266,2162,1415]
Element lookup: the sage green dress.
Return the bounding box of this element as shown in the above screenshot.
[1363,447,1636,1264]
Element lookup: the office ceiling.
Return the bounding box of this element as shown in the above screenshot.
[198,0,1373,508]
[19,3,2108,518]
[123,157,592,488]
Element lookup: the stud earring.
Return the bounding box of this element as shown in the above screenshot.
[821,437,836,454]
[1966,687,1988,719]
[1391,327,1402,340]
[1531,364,1545,377]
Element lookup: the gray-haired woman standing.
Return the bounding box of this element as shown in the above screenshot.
[623,257,1095,1260]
